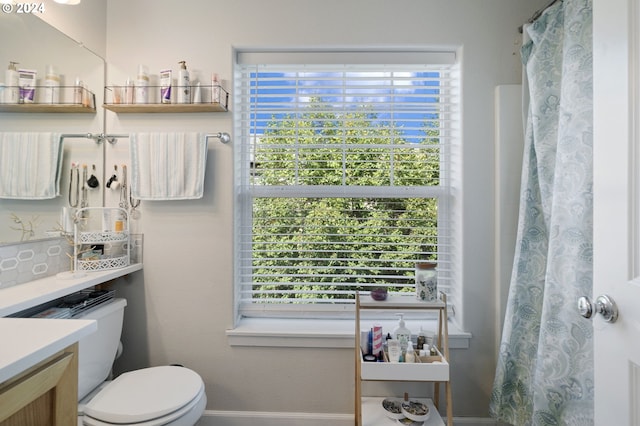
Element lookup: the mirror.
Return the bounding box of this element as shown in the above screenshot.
[0,12,105,244]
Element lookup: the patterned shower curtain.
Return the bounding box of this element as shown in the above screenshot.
[490,1,593,425]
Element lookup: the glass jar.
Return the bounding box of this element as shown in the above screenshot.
[415,261,437,301]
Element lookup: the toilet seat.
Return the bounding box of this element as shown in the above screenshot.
[82,366,205,426]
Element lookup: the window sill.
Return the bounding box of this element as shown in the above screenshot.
[226,318,471,349]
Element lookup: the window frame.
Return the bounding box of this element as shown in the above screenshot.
[233,48,461,324]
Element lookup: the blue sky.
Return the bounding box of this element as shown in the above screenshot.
[248,70,442,143]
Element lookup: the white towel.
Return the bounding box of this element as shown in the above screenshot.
[130,132,208,200]
[0,132,63,199]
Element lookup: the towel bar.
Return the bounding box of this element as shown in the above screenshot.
[60,132,230,144]
[206,132,231,144]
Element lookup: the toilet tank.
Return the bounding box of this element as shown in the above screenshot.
[74,298,127,401]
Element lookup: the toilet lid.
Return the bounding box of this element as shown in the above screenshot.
[84,366,204,424]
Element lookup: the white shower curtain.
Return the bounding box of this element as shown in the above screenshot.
[490,1,593,425]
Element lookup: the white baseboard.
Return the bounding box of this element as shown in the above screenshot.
[195,410,503,426]
[195,410,352,426]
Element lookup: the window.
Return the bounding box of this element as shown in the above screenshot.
[234,49,460,320]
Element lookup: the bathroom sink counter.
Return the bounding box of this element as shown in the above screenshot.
[0,263,142,317]
[0,317,96,384]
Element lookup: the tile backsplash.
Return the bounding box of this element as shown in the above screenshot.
[0,237,71,289]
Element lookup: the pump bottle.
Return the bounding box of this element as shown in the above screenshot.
[392,313,411,352]
[177,61,191,104]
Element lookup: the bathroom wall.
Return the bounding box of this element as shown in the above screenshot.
[90,0,548,421]
[35,0,107,59]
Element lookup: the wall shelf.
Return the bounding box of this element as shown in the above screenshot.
[0,104,96,113]
[103,83,229,113]
[0,85,96,113]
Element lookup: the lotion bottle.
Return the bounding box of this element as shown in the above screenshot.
[135,64,149,104]
[177,61,190,104]
[5,61,19,104]
[44,65,60,104]
[405,340,416,363]
[392,313,411,353]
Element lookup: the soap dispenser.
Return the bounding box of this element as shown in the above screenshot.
[392,313,411,352]
[177,60,191,104]
[5,61,18,104]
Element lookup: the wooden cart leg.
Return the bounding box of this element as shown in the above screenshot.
[445,381,453,426]
[433,382,440,409]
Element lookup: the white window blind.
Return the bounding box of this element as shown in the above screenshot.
[234,50,460,319]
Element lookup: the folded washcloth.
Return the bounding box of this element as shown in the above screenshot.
[0,132,63,199]
[130,132,207,200]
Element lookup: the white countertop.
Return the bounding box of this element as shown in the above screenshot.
[0,264,142,384]
[0,317,97,383]
[0,263,142,317]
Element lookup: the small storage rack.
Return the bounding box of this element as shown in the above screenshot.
[74,207,130,272]
[355,292,453,426]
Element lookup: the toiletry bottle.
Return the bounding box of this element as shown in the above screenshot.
[211,73,220,104]
[135,65,149,104]
[392,313,411,353]
[160,69,172,103]
[44,65,60,104]
[124,77,134,104]
[405,340,416,363]
[5,61,19,104]
[193,81,201,103]
[416,326,427,350]
[74,77,83,104]
[82,82,91,108]
[177,61,190,104]
[18,68,37,103]
[387,339,401,363]
[114,208,126,232]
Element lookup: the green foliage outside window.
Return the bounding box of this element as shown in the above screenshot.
[251,99,441,302]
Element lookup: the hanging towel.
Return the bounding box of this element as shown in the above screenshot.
[130,132,207,200]
[0,132,63,199]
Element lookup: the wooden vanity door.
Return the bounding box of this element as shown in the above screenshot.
[0,343,78,426]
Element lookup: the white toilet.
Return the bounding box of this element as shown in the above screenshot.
[75,298,207,426]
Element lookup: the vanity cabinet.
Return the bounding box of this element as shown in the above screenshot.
[0,344,78,426]
[355,293,453,426]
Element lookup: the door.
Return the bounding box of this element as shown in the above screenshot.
[593,0,640,424]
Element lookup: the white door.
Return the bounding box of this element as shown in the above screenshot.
[593,0,640,424]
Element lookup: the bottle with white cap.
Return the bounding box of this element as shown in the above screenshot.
[177,61,190,104]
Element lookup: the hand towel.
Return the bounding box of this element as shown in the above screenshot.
[0,132,63,199]
[130,132,207,200]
